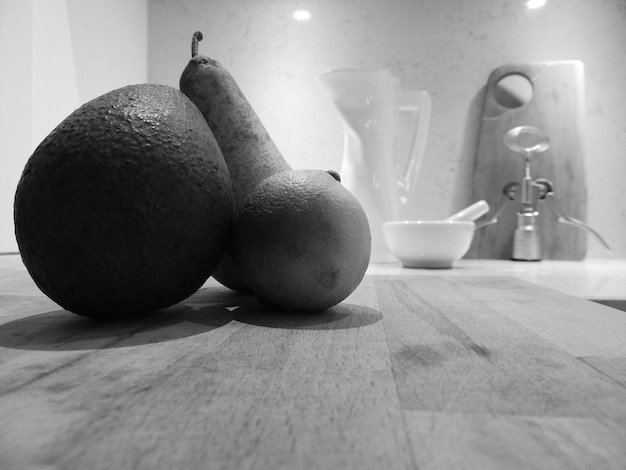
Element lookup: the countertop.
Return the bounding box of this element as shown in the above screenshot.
[368,258,626,302]
[1,254,626,469]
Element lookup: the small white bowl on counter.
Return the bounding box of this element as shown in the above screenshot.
[382,220,475,269]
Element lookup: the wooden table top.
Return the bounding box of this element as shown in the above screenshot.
[1,255,626,469]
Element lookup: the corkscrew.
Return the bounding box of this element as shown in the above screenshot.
[476,126,611,260]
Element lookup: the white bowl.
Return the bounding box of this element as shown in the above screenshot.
[382,220,475,269]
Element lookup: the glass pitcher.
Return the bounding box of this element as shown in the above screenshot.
[318,68,431,263]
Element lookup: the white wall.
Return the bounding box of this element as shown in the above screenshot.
[0,0,147,252]
[2,0,624,258]
[0,0,33,253]
[148,0,626,259]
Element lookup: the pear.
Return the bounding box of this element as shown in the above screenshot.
[180,31,291,292]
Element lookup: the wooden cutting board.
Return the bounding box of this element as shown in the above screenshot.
[468,61,587,260]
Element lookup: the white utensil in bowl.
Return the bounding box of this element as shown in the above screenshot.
[444,200,489,222]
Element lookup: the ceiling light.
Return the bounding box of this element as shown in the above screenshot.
[293,9,311,21]
[526,0,546,9]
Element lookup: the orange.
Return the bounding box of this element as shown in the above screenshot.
[230,169,371,311]
[14,84,233,319]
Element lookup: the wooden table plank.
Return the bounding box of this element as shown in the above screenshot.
[375,277,626,417]
[0,278,413,470]
[403,412,626,470]
[373,276,626,469]
[443,276,626,358]
[578,357,626,389]
[1,269,626,469]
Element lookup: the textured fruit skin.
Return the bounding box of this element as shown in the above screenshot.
[230,170,371,311]
[180,43,291,292]
[14,84,233,319]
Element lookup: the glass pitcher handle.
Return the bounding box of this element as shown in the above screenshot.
[398,90,431,196]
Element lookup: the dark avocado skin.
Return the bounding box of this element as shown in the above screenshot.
[14,84,234,319]
[180,38,291,293]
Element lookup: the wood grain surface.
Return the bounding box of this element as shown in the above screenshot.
[469,61,587,260]
[1,259,626,469]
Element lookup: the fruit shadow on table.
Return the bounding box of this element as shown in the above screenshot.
[0,286,382,352]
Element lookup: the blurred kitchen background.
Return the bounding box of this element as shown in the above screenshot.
[1,0,624,258]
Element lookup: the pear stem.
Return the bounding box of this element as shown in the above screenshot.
[191,31,203,58]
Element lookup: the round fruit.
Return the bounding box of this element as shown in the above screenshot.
[14,84,233,319]
[230,169,371,311]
